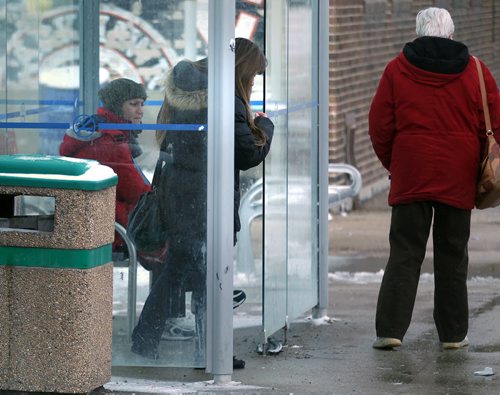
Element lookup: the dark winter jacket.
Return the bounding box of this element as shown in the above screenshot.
[369,36,500,209]
[156,59,208,239]
[157,58,274,242]
[234,96,274,236]
[59,107,151,248]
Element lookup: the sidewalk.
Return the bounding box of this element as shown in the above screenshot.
[104,191,500,394]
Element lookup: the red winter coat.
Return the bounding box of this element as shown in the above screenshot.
[60,108,151,249]
[369,38,500,210]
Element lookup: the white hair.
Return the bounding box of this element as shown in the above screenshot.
[415,7,454,38]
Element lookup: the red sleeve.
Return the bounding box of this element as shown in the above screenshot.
[110,145,151,206]
[93,138,151,226]
[368,63,396,170]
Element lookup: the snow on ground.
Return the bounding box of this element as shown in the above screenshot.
[104,377,268,394]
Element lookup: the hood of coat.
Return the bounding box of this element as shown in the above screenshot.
[163,58,208,112]
[399,36,469,87]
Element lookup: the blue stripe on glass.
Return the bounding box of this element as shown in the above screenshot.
[0,101,318,128]
[0,122,208,131]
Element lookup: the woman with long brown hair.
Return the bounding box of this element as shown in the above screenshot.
[234,37,274,244]
[131,38,273,369]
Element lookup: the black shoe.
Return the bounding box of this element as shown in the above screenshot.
[131,341,159,360]
[233,289,246,309]
[233,355,245,369]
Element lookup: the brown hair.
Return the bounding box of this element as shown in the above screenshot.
[235,37,268,147]
[156,41,268,148]
[155,101,169,147]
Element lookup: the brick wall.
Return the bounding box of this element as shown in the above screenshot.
[329,0,500,201]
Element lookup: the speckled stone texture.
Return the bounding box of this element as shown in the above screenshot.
[0,184,116,393]
[0,186,116,249]
[0,263,113,393]
[0,267,9,386]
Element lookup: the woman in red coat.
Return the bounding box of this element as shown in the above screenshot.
[369,7,500,351]
[60,78,151,251]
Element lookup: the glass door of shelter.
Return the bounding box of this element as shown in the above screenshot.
[231,0,269,335]
[281,0,320,325]
[239,0,318,342]
[261,0,288,340]
[108,0,211,368]
[263,0,320,340]
[234,0,322,345]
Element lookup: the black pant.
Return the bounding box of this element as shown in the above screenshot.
[132,235,206,356]
[375,201,470,342]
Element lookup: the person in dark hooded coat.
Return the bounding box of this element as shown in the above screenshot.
[59,78,150,252]
[131,39,273,368]
[131,57,208,362]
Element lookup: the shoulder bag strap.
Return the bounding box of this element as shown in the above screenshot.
[151,156,164,189]
[473,56,493,134]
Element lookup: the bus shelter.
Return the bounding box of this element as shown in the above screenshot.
[0,0,329,382]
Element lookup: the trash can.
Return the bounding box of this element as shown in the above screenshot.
[0,154,117,394]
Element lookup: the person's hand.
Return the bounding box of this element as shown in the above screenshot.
[255,111,268,118]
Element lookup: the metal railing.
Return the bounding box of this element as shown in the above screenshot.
[114,222,138,339]
[328,163,362,209]
[236,164,362,275]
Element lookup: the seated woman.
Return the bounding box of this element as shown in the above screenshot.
[59,78,151,252]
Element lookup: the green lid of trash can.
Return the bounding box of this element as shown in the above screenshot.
[0,155,117,190]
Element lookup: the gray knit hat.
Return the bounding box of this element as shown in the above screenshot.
[98,78,147,116]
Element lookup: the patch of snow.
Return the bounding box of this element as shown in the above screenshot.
[104,377,268,394]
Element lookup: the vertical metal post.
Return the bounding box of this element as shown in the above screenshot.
[79,0,100,115]
[313,0,330,319]
[206,0,235,382]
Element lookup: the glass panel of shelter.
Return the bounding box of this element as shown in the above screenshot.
[105,0,270,367]
[107,0,269,368]
[101,0,210,367]
[285,0,319,325]
[0,0,321,368]
[261,0,288,339]
[261,0,320,339]
[1,0,80,156]
[0,0,208,368]
[232,0,267,343]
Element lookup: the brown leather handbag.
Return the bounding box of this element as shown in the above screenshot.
[473,56,500,209]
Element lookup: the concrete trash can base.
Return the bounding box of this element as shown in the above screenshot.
[0,155,117,393]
